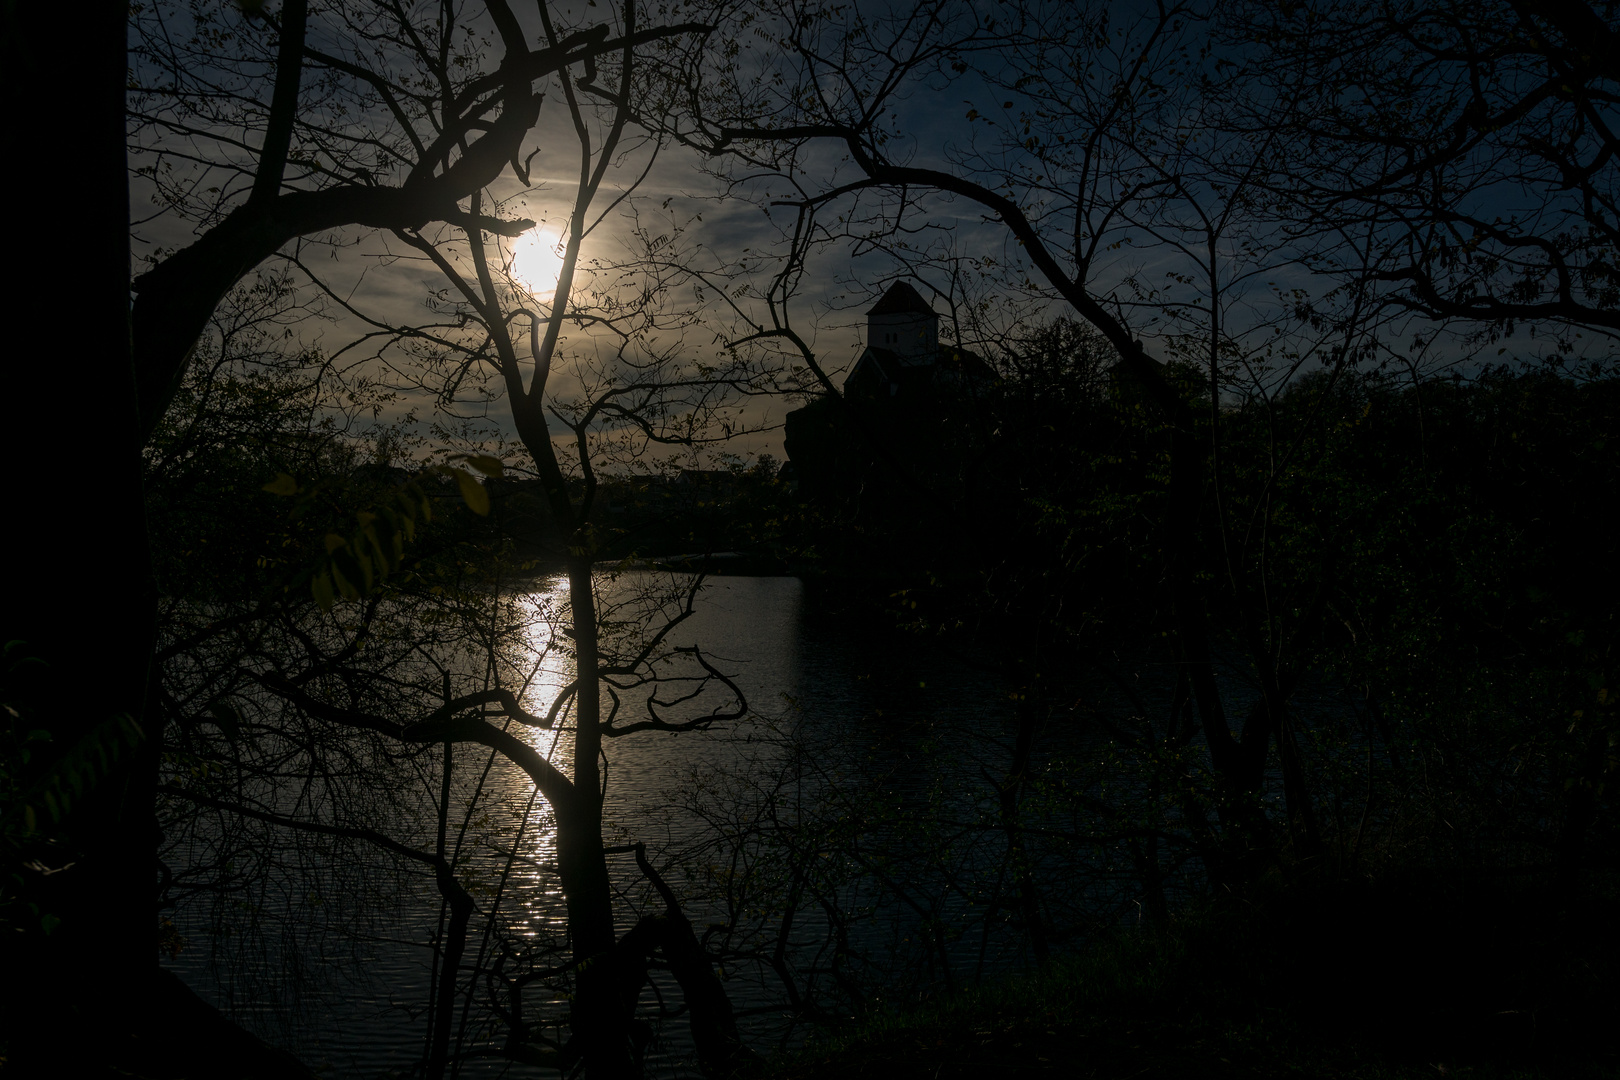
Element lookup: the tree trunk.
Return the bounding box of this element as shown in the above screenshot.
[560,549,647,1078]
[426,862,475,1080]
[1,3,161,1068]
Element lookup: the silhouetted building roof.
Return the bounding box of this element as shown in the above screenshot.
[783,279,1000,506]
[865,281,935,317]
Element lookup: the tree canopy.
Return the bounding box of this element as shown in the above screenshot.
[2,1,1616,1077]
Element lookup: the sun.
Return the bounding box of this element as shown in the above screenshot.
[511,230,565,295]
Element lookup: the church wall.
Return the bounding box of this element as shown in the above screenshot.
[867,311,938,362]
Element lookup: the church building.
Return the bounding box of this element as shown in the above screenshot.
[841,281,994,403]
[782,280,997,504]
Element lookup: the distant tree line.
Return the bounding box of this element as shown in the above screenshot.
[2,0,1617,1077]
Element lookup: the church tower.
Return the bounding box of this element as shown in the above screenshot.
[866,281,938,364]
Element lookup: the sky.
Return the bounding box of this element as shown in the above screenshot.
[118,1,1203,473]
[129,0,1615,477]
[129,29,920,466]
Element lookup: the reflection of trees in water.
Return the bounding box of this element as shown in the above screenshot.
[653,613,1407,1053]
[650,611,1101,1045]
[160,577,557,1068]
[159,567,766,1074]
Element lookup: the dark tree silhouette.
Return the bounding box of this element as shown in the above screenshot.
[4,1,719,1073]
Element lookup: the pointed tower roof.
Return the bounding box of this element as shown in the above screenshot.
[865,281,935,317]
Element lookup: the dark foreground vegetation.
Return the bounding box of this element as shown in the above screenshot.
[749,359,1620,1079]
[774,877,1619,1080]
[4,0,1619,1077]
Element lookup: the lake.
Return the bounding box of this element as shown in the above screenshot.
[163,572,1066,1077]
[162,567,1338,1075]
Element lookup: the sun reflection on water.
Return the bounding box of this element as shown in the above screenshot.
[490,574,576,941]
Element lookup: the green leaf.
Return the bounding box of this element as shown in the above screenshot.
[464,454,504,477]
[362,524,389,572]
[311,572,336,612]
[330,549,364,594]
[207,701,242,743]
[331,568,360,601]
[454,468,491,516]
[262,473,299,496]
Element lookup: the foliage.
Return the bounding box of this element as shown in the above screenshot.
[92,1,1620,1076]
[769,873,1620,1079]
[1,644,146,943]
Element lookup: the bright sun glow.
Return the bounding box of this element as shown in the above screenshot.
[511,230,565,295]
